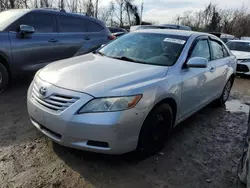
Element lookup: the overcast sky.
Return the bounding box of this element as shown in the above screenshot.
[99,0,250,23]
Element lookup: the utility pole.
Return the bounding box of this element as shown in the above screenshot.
[140,0,144,25]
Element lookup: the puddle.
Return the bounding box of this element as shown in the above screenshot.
[225,100,250,114]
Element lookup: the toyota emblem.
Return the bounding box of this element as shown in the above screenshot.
[39,86,47,96]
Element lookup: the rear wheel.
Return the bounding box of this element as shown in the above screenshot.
[0,63,9,93]
[216,79,232,106]
[135,103,173,157]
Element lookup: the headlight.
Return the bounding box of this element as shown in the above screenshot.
[242,59,250,63]
[78,95,142,114]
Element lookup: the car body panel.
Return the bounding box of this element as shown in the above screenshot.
[9,32,61,72]
[0,32,12,64]
[39,53,169,97]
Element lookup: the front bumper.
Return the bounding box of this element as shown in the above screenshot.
[27,78,148,154]
[236,62,250,75]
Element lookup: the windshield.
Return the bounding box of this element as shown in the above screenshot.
[99,32,187,66]
[227,41,250,52]
[0,10,27,31]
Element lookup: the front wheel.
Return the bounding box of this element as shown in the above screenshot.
[135,103,173,157]
[0,63,9,93]
[216,79,232,105]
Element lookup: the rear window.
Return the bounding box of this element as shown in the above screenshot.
[109,27,125,33]
[58,15,86,32]
[227,41,250,52]
[84,20,103,32]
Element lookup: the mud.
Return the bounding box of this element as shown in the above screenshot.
[0,76,249,188]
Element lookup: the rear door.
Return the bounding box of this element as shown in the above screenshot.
[209,38,232,97]
[9,12,60,72]
[56,15,89,59]
[83,19,109,53]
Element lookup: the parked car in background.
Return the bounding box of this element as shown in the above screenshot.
[0,8,113,92]
[226,40,250,75]
[108,27,127,37]
[209,32,236,43]
[27,30,236,157]
[130,24,192,32]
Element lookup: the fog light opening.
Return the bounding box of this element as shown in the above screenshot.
[87,140,109,148]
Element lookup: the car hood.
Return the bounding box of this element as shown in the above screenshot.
[38,53,169,97]
[231,50,250,59]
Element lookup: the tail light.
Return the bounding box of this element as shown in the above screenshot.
[108,35,116,40]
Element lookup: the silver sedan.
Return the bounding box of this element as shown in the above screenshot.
[27,30,237,156]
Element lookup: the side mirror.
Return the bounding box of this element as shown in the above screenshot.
[19,25,35,35]
[187,57,208,68]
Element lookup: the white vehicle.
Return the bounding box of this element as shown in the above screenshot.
[227,40,250,75]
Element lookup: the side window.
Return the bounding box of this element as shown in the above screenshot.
[84,19,103,32]
[190,39,211,61]
[210,40,224,60]
[222,45,229,57]
[11,12,55,33]
[58,15,86,32]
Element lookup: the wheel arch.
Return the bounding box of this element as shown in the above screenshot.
[145,97,178,127]
[0,51,11,78]
[156,98,177,126]
[229,73,236,85]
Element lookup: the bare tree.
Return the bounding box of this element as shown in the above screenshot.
[125,0,140,26]
[94,0,98,18]
[113,0,125,27]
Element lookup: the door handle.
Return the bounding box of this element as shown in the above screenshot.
[48,39,58,43]
[84,36,91,40]
[210,67,216,72]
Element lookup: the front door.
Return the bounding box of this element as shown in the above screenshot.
[179,37,216,119]
[9,12,60,72]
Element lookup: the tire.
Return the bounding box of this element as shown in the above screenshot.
[216,79,232,106]
[0,63,9,93]
[135,103,173,158]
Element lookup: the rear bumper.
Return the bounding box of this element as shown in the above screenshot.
[27,79,148,154]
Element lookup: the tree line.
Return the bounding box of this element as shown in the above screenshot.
[0,0,141,27]
[1,0,249,36]
[175,3,250,37]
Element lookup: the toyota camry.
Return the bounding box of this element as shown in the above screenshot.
[27,30,237,156]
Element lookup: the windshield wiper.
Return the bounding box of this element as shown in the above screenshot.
[93,51,106,56]
[110,56,143,63]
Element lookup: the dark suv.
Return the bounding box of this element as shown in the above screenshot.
[0,9,113,92]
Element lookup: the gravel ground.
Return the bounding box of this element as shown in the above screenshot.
[0,76,249,188]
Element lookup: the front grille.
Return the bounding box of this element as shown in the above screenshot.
[237,64,249,72]
[32,82,79,112]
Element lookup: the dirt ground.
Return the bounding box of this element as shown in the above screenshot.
[0,76,250,188]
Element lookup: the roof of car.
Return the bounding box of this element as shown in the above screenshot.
[134,29,211,37]
[229,40,250,43]
[26,8,105,25]
[30,8,87,16]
